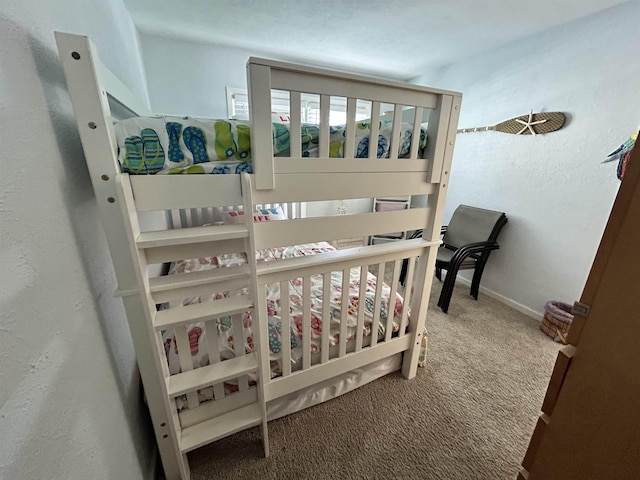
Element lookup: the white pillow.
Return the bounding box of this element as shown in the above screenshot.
[221,206,286,224]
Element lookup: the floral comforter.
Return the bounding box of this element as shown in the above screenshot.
[161,242,405,381]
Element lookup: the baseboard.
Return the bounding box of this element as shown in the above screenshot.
[455,276,542,320]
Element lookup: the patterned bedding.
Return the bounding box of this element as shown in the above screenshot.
[161,242,406,406]
[113,116,427,175]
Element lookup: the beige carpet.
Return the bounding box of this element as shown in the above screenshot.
[188,281,561,480]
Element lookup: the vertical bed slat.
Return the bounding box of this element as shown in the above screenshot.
[344,97,357,159]
[286,203,293,219]
[174,325,200,408]
[184,209,193,228]
[280,280,292,377]
[355,265,368,352]
[196,208,205,225]
[155,331,172,379]
[256,285,271,389]
[319,94,330,158]
[167,210,178,229]
[389,104,403,160]
[426,94,454,183]
[339,268,350,358]
[410,107,424,159]
[302,277,312,370]
[201,207,213,225]
[401,256,416,335]
[290,91,302,158]
[179,209,188,229]
[204,320,225,401]
[298,201,307,219]
[232,313,249,391]
[279,203,289,219]
[368,102,381,159]
[321,273,331,363]
[247,63,275,190]
[240,173,269,457]
[385,259,402,342]
[371,262,385,347]
[190,208,201,227]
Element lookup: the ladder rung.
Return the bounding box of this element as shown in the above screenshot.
[149,264,250,294]
[154,296,253,330]
[167,353,258,397]
[151,276,250,305]
[145,238,247,265]
[137,224,248,249]
[180,402,262,453]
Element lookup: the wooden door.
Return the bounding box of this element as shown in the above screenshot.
[520,142,640,479]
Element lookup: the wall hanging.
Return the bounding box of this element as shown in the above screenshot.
[457,111,566,135]
[602,130,637,181]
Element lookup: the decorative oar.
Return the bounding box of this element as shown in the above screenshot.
[457,111,566,135]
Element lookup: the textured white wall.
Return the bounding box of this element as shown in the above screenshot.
[412,2,639,315]
[0,2,155,480]
[140,33,250,118]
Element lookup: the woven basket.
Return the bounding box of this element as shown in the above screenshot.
[540,301,574,343]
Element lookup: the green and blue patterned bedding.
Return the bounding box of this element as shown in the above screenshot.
[113,116,427,175]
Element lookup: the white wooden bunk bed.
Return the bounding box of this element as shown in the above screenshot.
[55,32,461,480]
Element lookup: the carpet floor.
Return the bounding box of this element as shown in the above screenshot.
[188,281,561,480]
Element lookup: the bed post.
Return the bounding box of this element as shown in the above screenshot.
[401,93,462,379]
[247,59,275,190]
[55,32,188,480]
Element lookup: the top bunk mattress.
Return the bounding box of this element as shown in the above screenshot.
[113,116,427,175]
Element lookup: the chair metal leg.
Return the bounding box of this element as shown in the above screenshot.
[435,266,442,281]
[438,268,457,313]
[439,253,473,313]
[437,283,446,308]
[439,278,453,313]
[470,256,490,300]
[470,266,482,300]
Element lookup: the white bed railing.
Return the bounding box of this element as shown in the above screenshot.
[248,57,459,190]
[256,242,428,402]
[166,202,305,229]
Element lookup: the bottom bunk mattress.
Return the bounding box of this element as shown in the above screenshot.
[159,241,407,409]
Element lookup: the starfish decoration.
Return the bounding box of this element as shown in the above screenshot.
[514,110,548,135]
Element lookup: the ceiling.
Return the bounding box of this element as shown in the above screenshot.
[124,0,627,80]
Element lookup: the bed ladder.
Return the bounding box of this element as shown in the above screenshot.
[116,172,269,469]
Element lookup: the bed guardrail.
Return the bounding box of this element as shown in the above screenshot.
[247,57,460,190]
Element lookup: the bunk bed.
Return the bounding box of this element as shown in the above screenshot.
[55,32,461,480]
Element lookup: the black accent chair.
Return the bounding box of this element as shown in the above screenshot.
[401,205,508,313]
